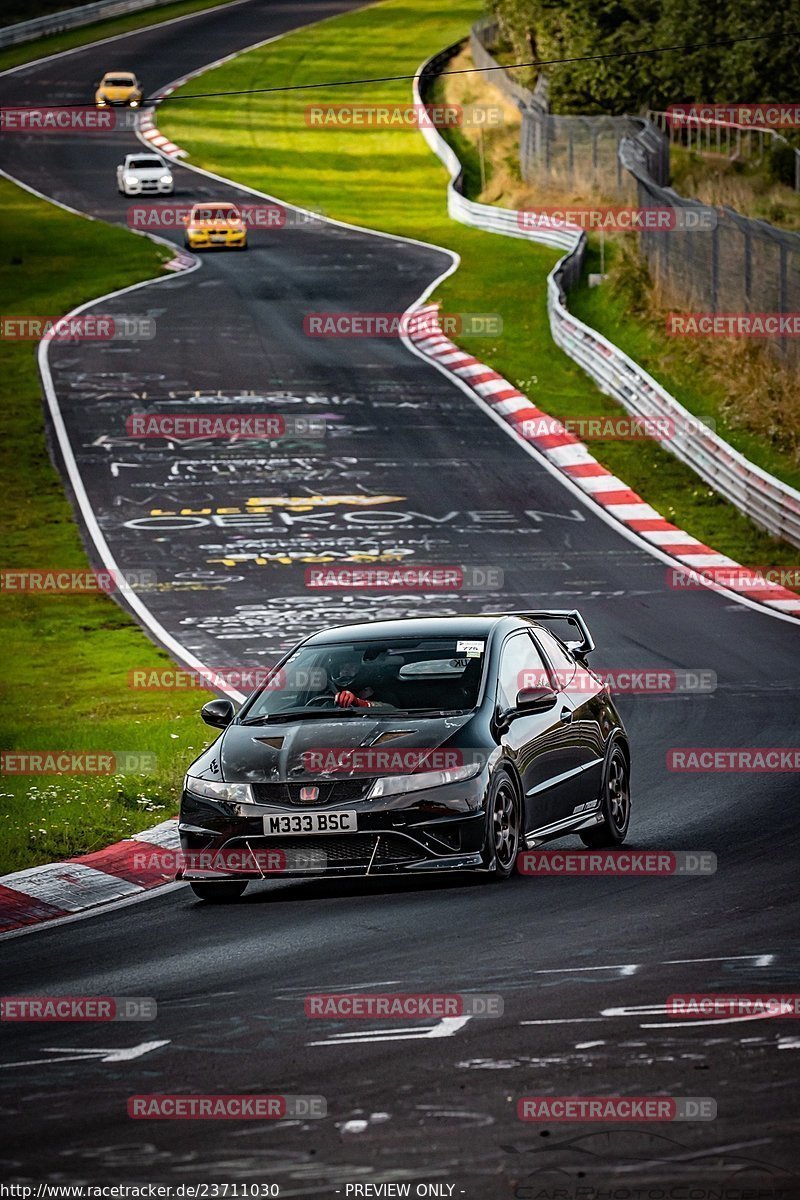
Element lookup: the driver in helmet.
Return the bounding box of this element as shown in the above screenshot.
[327,652,395,709]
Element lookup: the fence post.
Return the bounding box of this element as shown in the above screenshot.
[779,243,789,360]
[710,222,719,311]
[743,227,752,312]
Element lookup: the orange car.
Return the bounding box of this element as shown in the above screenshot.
[95,71,142,108]
[184,202,248,251]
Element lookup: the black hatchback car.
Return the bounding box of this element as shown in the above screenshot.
[178,611,631,901]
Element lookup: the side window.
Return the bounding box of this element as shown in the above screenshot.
[533,628,577,691]
[497,633,549,709]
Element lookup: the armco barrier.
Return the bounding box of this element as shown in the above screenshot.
[415,45,800,550]
[0,0,187,48]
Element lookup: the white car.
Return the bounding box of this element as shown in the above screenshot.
[116,153,173,196]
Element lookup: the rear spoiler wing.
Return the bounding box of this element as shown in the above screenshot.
[493,609,596,658]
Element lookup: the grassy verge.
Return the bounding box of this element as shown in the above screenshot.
[0,0,237,74]
[0,180,213,875]
[669,144,800,232]
[158,0,799,571]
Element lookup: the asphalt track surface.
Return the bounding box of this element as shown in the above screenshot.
[1,2,800,1194]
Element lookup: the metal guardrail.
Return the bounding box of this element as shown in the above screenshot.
[0,0,183,48]
[415,46,800,549]
[647,109,800,193]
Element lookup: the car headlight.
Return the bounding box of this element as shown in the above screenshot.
[367,761,482,799]
[130,99,139,107]
[160,174,172,184]
[184,775,255,804]
[97,96,106,105]
[124,175,138,185]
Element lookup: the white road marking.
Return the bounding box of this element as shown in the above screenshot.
[520,1017,607,1026]
[308,1016,471,1045]
[535,963,639,976]
[663,954,775,966]
[0,1040,170,1068]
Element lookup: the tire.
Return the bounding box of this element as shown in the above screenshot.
[481,769,521,880]
[189,881,248,903]
[580,744,631,848]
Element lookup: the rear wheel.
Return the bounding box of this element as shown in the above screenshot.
[580,745,630,848]
[481,769,521,880]
[189,881,248,903]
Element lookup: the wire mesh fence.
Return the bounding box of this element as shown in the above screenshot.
[471,17,800,367]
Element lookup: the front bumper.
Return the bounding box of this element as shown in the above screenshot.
[186,230,247,249]
[178,779,487,880]
[124,181,174,195]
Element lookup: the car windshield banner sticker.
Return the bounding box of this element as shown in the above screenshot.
[456,639,485,657]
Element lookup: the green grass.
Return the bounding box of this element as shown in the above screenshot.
[0,0,238,74]
[0,180,215,874]
[159,0,799,569]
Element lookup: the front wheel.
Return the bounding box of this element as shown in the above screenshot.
[189,881,248,903]
[481,769,521,880]
[580,745,630,848]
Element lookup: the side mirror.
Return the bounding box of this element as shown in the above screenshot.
[515,686,558,714]
[201,699,235,729]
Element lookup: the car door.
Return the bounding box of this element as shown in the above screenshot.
[532,626,606,812]
[496,631,586,834]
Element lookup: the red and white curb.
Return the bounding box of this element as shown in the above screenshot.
[0,819,180,935]
[407,305,800,617]
[138,101,186,159]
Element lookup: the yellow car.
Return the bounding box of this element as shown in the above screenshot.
[95,71,142,108]
[183,202,248,251]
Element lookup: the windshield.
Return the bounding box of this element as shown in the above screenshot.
[192,206,240,223]
[129,158,164,169]
[104,76,135,86]
[240,637,487,722]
